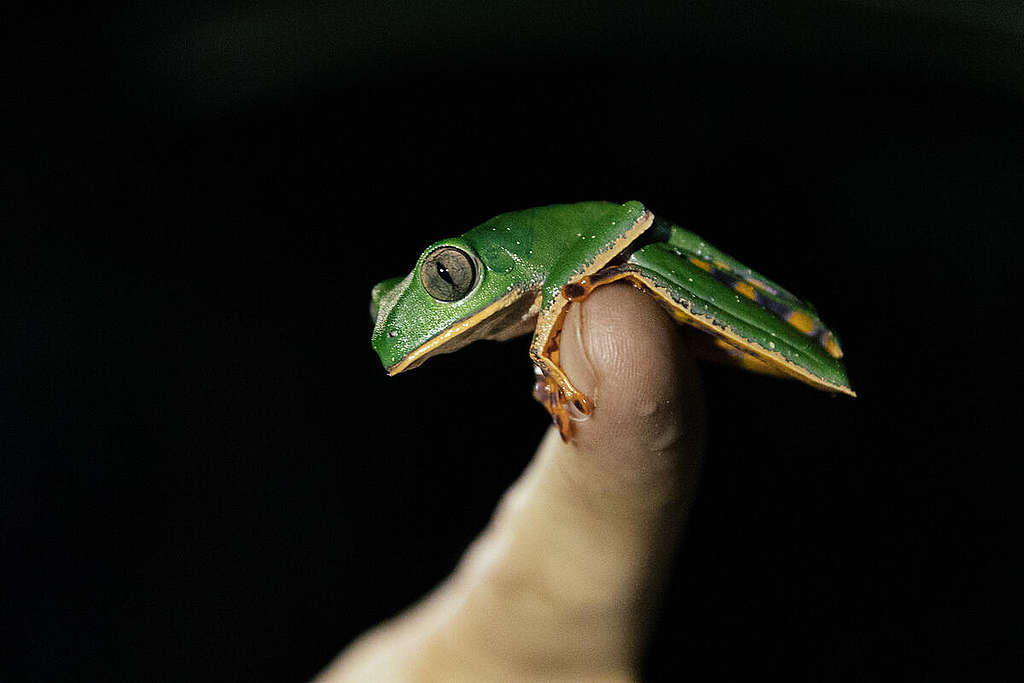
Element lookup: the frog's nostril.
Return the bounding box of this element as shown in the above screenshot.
[388,330,399,338]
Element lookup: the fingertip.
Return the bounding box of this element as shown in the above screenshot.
[558,283,706,485]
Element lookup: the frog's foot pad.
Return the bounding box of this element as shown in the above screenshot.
[532,365,591,442]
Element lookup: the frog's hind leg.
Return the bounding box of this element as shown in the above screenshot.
[581,264,856,396]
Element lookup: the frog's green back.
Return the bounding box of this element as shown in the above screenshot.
[461,200,647,302]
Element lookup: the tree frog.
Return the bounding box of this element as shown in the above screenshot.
[370,201,854,441]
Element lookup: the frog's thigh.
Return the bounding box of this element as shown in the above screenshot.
[593,267,833,385]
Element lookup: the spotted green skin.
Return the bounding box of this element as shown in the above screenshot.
[627,222,850,390]
[370,201,851,393]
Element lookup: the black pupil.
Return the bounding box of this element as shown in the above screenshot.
[436,262,455,286]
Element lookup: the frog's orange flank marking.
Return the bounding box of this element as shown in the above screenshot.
[735,281,757,300]
[692,253,844,360]
[689,257,712,272]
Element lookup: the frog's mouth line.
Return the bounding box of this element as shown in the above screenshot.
[385,289,528,376]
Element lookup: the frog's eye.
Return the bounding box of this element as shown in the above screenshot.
[420,246,478,302]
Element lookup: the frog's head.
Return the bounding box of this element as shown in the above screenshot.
[371,237,517,374]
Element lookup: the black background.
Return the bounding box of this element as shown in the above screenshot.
[5,2,1020,680]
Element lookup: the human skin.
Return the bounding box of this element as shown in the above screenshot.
[316,283,707,682]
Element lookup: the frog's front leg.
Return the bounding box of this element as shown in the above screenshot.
[529,273,637,441]
[530,322,591,443]
[529,207,655,441]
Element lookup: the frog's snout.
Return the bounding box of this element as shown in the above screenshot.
[370,276,404,324]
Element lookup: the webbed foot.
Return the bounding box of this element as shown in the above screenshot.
[532,362,592,442]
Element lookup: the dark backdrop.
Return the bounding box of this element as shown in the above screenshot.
[5,2,1020,680]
